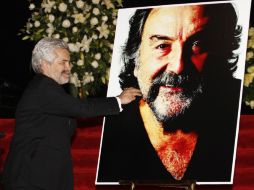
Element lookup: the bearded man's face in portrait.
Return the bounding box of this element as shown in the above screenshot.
[134,5,210,123]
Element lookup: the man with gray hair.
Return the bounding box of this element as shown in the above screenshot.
[2,37,141,190]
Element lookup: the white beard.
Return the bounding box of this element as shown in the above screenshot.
[149,84,203,123]
[151,89,192,121]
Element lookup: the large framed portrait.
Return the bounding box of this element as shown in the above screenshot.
[96,0,252,185]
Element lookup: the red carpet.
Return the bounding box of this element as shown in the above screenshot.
[0,115,254,190]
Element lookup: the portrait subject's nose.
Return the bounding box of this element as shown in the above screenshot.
[165,41,184,74]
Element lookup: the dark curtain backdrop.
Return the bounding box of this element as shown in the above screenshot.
[0,0,254,116]
[0,1,34,118]
[0,1,34,86]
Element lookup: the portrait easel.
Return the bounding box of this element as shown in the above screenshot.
[119,180,196,190]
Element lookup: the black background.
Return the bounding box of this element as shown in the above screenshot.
[0,1,33,87]
[0,0,253,115]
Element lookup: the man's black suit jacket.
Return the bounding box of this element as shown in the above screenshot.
[3,74,120,190]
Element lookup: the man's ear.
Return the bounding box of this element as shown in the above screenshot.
[40,60,49,74]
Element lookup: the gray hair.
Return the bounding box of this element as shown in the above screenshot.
[31,38,69,73]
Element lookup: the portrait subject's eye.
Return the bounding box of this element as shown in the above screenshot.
[155,43,172,55]
[192,40,205,55]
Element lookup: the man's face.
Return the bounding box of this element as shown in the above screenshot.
[134,5,209,123]
[42,48,71,85]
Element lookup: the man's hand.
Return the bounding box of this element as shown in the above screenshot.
[117,87,142,105]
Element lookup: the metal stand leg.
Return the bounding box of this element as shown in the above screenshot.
[130,182,135,190]
[119,180,196,190]
[186,181,196,190]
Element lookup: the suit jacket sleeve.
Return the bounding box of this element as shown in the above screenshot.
[39,77,120,118]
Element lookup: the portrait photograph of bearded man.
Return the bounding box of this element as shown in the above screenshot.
[96,0,252,184]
